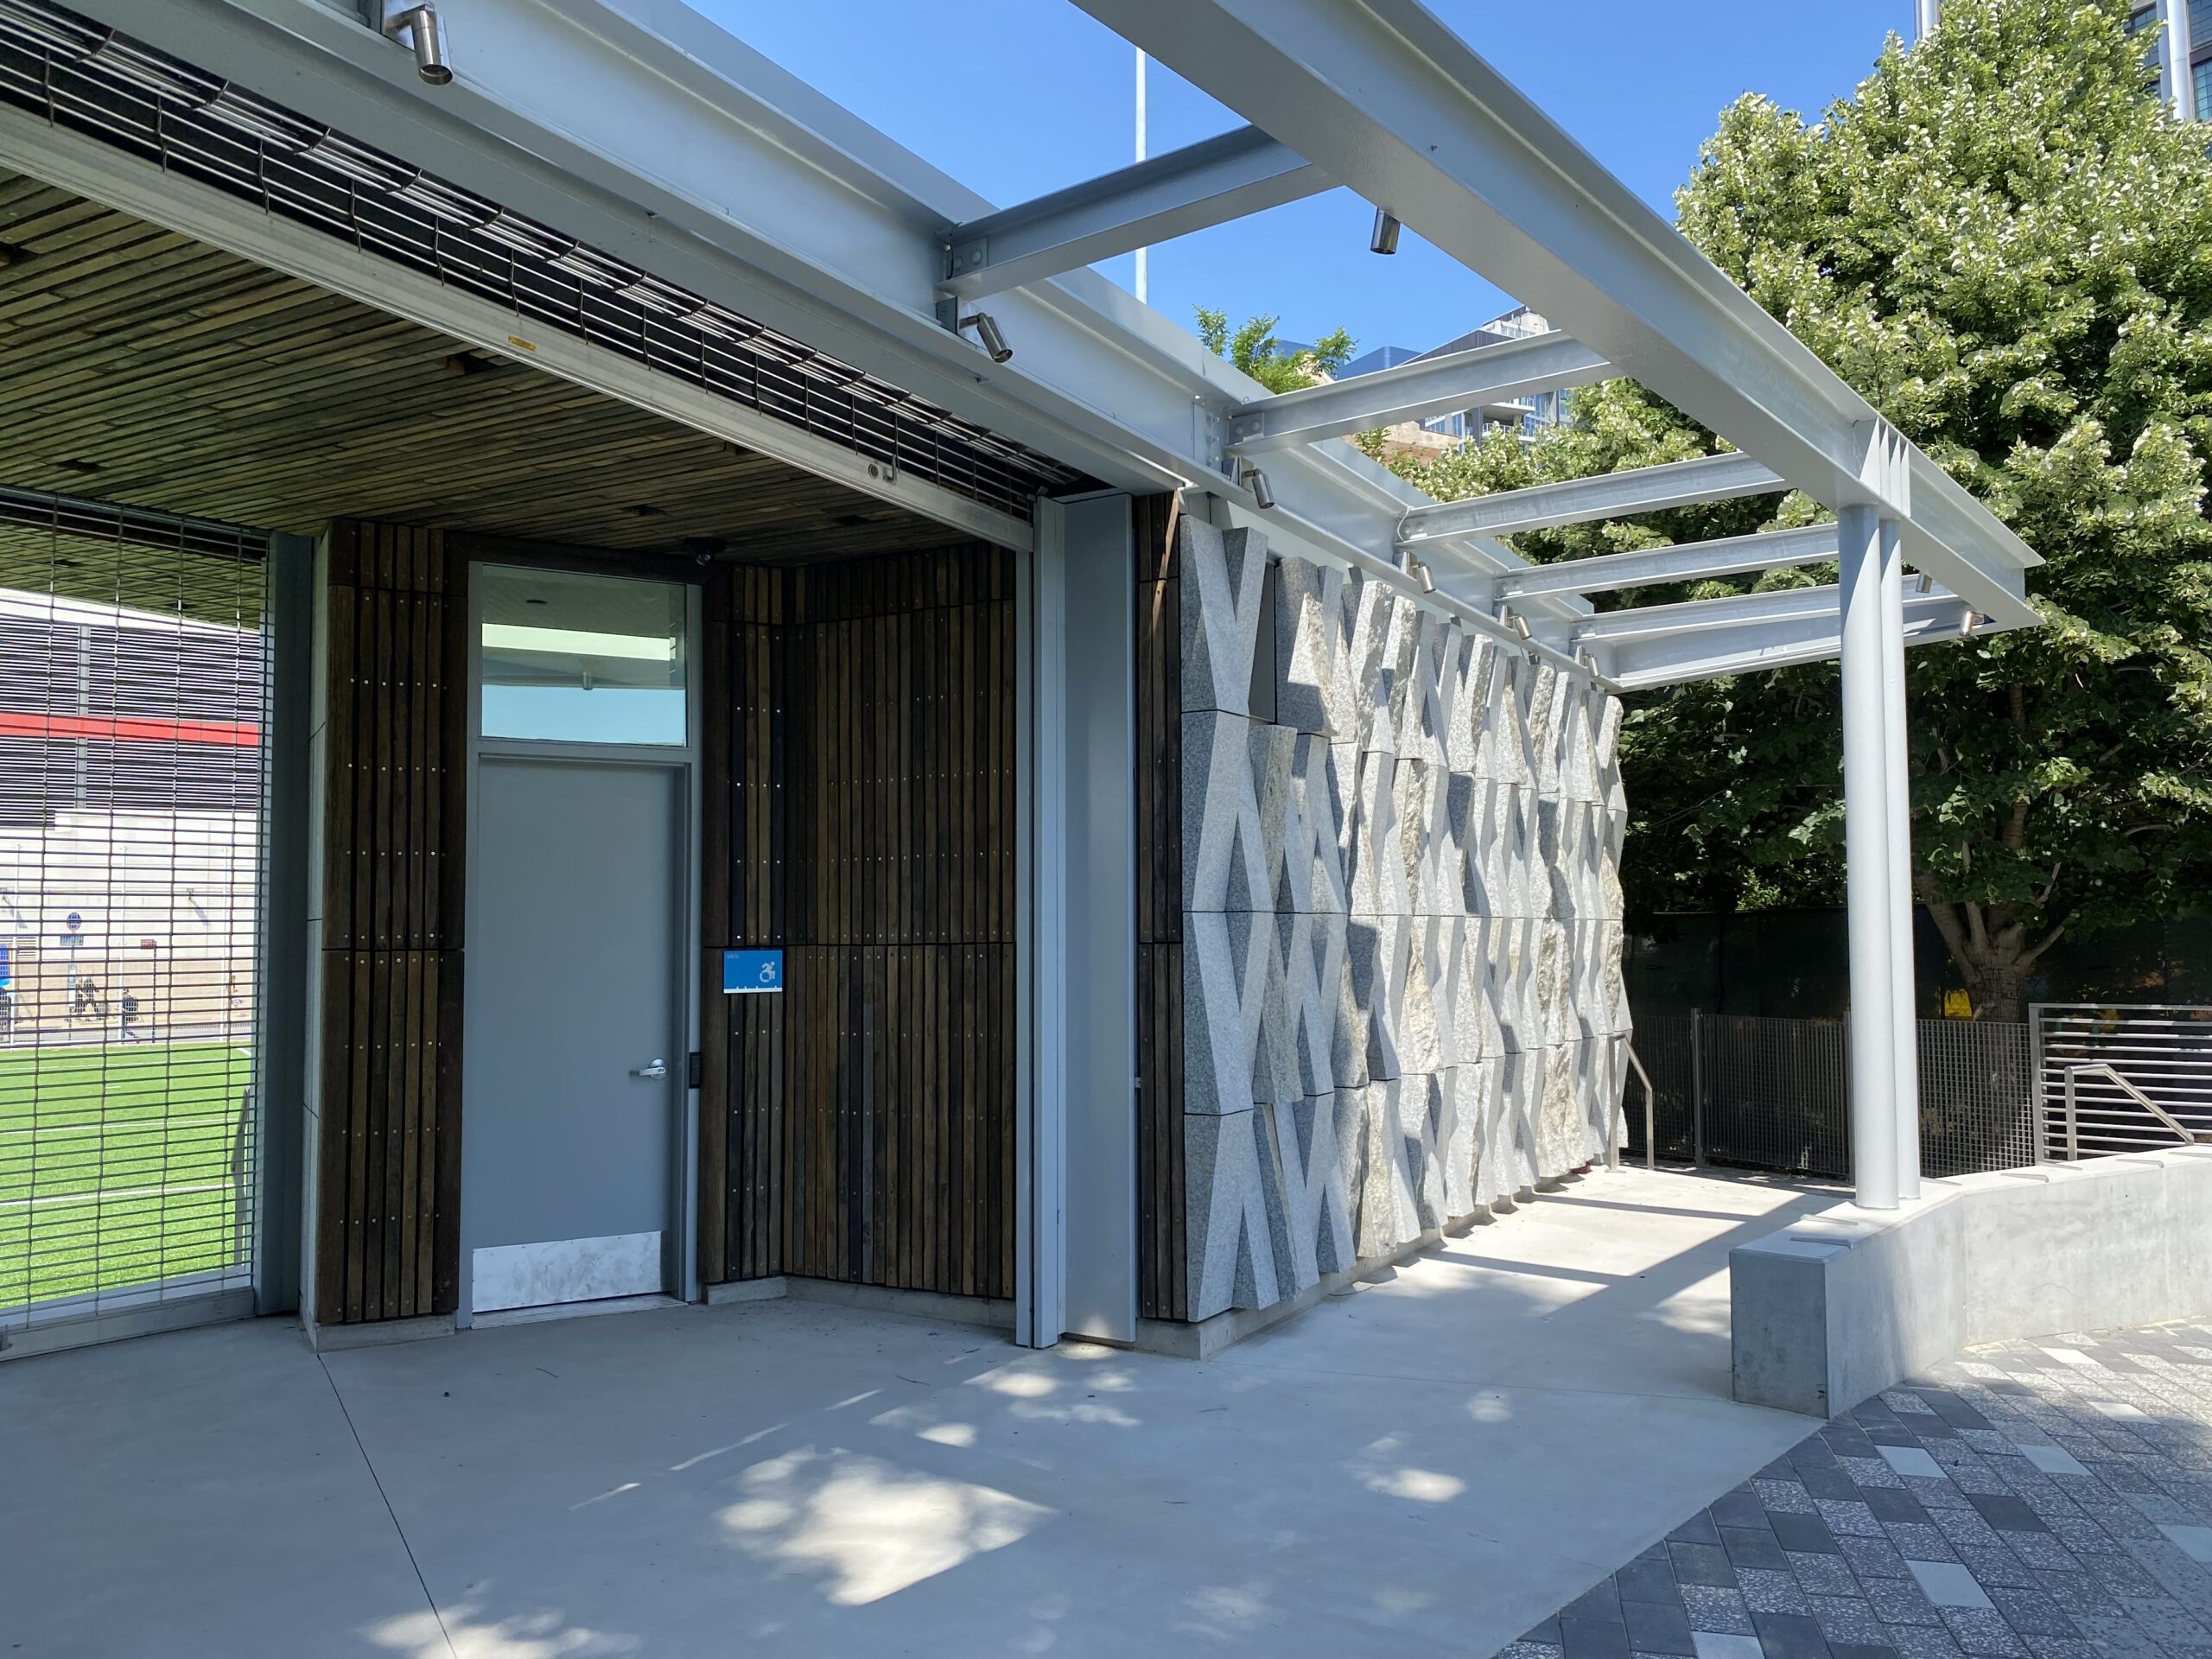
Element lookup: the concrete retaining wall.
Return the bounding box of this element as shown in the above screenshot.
[1731,1149,2212,1416]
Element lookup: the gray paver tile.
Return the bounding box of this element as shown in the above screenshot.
[1756,1478,1820,1516]
[1885,1629,1967,1659]
[1885,1523,1960,1564]
[1736,1567,1810,1615]
[1821,1501,1888,1540]
[1792,1554,1860,1598]
[1688,1635,1762,1659]
[1810,1595,1891,1647]
[1862,1576,1943,1626]
[1681,1588,1756,1637]
[1948,1543,2038,1590]
[1980,1586,2075,1637]
[1936,1608,2024,1656]
[1840,1535,1915,1582]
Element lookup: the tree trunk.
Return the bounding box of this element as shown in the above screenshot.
[1913,882,2062,1024]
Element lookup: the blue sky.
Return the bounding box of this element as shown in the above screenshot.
[693,2,1910,359]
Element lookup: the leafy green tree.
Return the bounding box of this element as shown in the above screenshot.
[1196,308,1355,393]
[1373,0,2212,1021]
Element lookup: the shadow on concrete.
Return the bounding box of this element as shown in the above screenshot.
[0,1167,1838,1659]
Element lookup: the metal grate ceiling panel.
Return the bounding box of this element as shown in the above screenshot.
[0,0,1084,524]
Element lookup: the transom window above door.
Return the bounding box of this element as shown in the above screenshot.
[478,565,688,746]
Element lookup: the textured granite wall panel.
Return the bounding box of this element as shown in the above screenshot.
[1176,518,1631,1321]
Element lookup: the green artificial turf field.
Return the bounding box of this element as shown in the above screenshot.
[0,1040,254,1310]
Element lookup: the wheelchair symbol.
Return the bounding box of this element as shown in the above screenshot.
[758,961,779,986]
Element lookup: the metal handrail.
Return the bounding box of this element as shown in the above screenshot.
[2057,1060,2212,1160]
[1625,1042,1658,1171]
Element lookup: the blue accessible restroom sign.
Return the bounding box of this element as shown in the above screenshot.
[722,949,785,995]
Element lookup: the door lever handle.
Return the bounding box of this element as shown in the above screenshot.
[632,1058,668,1080]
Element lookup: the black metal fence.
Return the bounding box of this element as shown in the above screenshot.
[1622,1014,2036,1179]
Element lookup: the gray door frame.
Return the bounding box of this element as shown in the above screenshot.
[457,562,703,1326]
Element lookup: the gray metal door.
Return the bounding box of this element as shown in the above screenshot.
[464,758,681,1312]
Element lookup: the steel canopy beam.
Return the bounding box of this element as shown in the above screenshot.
[1398,452,1783,547]
[1570,582,1963,646]
[943,126,1325,301]
[1497,523,1842,601]
[1226,330,1607,454]
[1071,0,2040,627]
[1601,593,1976,690]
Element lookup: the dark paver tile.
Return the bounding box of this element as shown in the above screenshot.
[1802,1465,1866,1502]
[1722,1529,1790,1573]
[1713,1491,1767,1530]
[1948,1543,2038,1591]
[1773,1513,1840,1555]
[1671,1512,1723,1547]
[1920,1391,1995,1433]
[1751,1610,1834,1659]
[1624,1598,1698,1657]
[1827,1646,1898,1659]
[1568,1580,1625,1624]
[1826,1427,1881,1459]
[1618,1556,1681,1607]
[1562,1617,1634,1659]
[1672,1542,1739,1590]
[1965,1494,2048,1535]
[1864,1490,1931,1527]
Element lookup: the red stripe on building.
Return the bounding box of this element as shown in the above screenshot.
[0,711,261,747]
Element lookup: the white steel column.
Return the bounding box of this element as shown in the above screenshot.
[1840,502,1900,1210]
[1880,519,1923,1199]
[1916,0,1941,41]
[2169,0,2200,124]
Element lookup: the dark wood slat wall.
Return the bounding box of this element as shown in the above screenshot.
[315,521,467,1325]
[1134,494,1187,1323]
[710,545,1018,1301]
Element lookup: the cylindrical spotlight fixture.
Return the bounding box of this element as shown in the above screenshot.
[1241,466,1276,511]
[381,4,452,85]
[958,312,1014,364]
[1370,207,1402,256]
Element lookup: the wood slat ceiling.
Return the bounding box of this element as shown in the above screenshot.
[0,169,975,563]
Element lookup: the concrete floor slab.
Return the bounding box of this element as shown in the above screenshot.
[1,1167,1832,1658]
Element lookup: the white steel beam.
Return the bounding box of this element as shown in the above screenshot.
[1497,524,1841,601]
[1399,452,1783,547]
[943,126,1325,302]
[1570,582,1962,647]
[1600,596,1974,691]
[1227,331,1607,454]
[1071,0,2041,627]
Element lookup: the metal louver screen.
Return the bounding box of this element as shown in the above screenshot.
[0,488,269,1334]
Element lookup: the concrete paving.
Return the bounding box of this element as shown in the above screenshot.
[0,1166,1834,1658]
